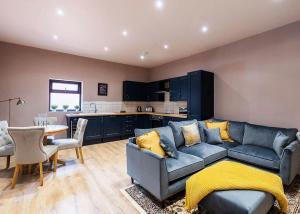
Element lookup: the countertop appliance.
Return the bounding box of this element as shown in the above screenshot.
[179,107,188,115]
[150,115,163,128]
[145,106,154,112]
[137,106,142,112]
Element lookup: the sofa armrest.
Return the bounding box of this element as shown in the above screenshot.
[126,142,169,201]
[280,140,300,185]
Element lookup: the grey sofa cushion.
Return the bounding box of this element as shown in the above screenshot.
[204,128,222,144]
[200,190,274,214]
[168,120,198,148]
[228,145,280,170]
[215,141,240,150]
[166,151,204,182]
[178,142,227,166]
[212,119,245,143]
[273,131,289,157]
[134,126,178,158]
[243,123,298,149]
[198,121,206,141]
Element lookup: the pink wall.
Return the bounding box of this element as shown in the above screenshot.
[1,21,300,129]
[0,43,149,126]
[150,21,300,130]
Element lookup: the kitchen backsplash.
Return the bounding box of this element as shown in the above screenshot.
[83,93,187,114]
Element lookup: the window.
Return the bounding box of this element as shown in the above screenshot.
[49,79,82,111]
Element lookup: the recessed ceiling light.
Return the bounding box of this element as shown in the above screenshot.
[56,8,64,16]
[140,55,145,60]
[163,44,169,49]
[53,35,58,40]
[122,30,128,37]
[201,25,208,33]
[155,0,164,9]
[104,46,109,52]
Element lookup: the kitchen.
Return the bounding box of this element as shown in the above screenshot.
[66,70,214,145]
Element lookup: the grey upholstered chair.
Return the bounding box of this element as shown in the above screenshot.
[52,118,88,164]
[8,127,58,188]
[0,121,14,169]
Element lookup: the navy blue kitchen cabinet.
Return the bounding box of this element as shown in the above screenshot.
[103,115,122,138]
[170,76,188,101]
[146,82,164,101]
[163,116,186,126]
[123,80,165,101]
[123,81,146,101]
[179,76,188,100]
[170,77,180,101]
[122,115,137,138]
[187,70,214,120]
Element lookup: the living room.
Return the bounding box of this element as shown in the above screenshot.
[0,1,300,214]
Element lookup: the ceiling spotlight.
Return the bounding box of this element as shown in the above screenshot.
[122,30,128,37]
[163,44,169,49]
[104,46,109,52]
[201,25,208,33]
[53,35,58,40]
[140,55,145,60]
[56,8,64,16]
[155,0,164,9]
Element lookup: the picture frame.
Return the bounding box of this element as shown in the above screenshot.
[98,83,108,96]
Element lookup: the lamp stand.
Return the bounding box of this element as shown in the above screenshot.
[8,99,11,126]
[0,97,25,126]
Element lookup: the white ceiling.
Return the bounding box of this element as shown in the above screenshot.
[0,0,300,68]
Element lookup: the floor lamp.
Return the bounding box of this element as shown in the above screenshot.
[0,97,25,126]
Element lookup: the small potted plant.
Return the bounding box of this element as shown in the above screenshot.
[74,105,80,112]
[62,105,69,112]
[51,104,58,112]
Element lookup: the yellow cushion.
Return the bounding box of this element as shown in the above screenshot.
[206,121,233,142]
[136,131,166,157]
[181,122,201,146]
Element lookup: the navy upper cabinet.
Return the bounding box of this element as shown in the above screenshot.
[146,82,164,101]
[170,76,188,101]
[123,81,146,101]
[187,70,214,120]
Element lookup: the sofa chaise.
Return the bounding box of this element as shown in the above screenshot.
[126,119,300,203]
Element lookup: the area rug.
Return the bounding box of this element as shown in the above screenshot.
[120,176,300,214]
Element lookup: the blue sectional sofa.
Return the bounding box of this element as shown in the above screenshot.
[126,119,300,202]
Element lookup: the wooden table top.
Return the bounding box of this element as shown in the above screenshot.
[44,125,68,136]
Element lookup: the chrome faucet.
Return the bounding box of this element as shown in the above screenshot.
[90,103,97,113]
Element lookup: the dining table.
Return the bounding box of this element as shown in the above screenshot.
[44,125,68,144]
[44,125,68,137]
[44,125,69,165]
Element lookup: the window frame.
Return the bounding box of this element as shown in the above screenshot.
[49,79,82,112]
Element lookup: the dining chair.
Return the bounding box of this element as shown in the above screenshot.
[8,127,58,188]
[0,121,14,169]
[52,118,88,164]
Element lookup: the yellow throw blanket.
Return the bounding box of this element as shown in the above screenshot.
[186,161,288,213]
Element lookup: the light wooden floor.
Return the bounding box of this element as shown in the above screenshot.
[0,140,139,214]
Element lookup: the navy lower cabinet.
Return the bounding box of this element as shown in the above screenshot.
[103,116,122,139]
[67,114,189,145]
[163,116,186,126]
[122,115,137,138]
[82,117,103,145]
